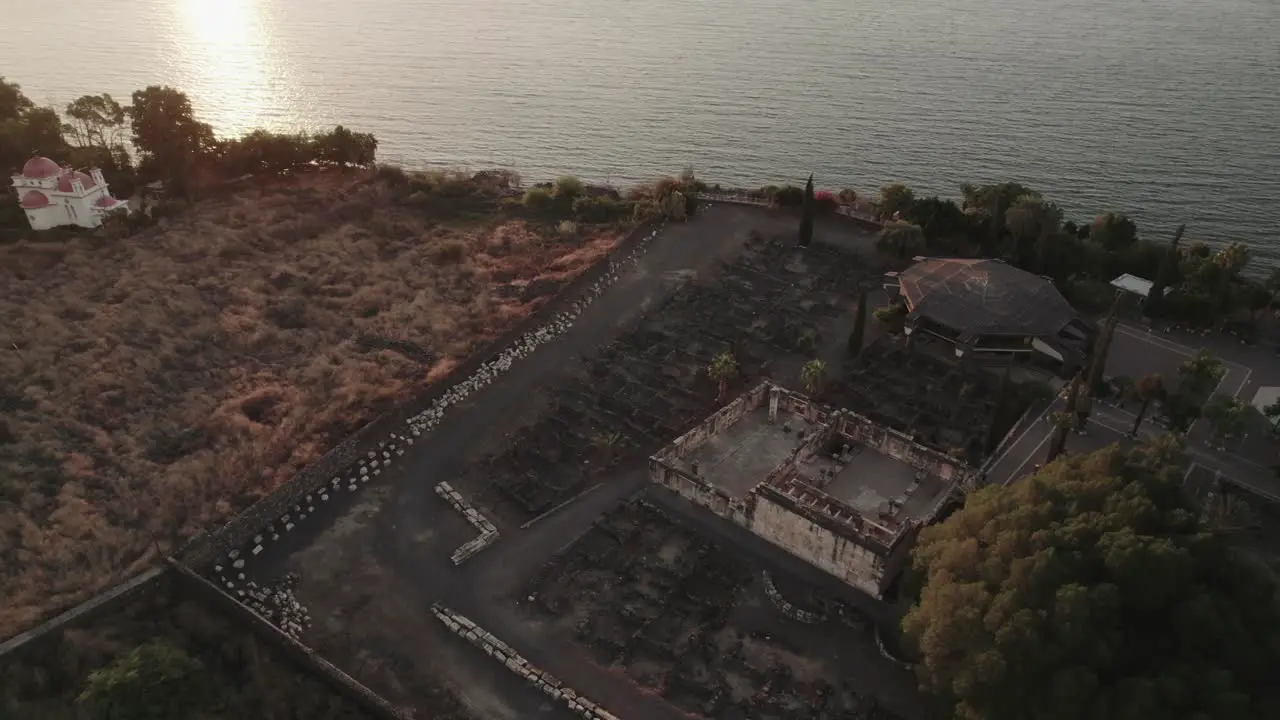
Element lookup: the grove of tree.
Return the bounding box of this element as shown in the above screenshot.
[904,443,1280,720]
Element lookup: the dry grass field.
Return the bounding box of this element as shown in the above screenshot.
[0,168,626,638]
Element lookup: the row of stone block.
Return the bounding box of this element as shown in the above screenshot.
[761,571,825,625]
[435,481,501,565]
[431,604,621,720]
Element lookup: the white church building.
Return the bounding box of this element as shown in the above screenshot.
[11,156,124,230]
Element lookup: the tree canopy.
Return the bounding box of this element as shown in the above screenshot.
[0,77,68,174]
[78,640,212,720]
[904,444,1280,720]
[129,85,215,186]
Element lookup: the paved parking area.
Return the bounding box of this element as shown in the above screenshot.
[986,324,1277,500]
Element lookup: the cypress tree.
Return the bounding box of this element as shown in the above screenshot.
[798,174,814,247]
[985,365,1013,455]
[1080,293,1123,425]
[848,289,868,355]
[1046,373,1081,463]
[1146,223,1184,316]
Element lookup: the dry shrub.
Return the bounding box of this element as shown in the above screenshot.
[429,240,468,266]
[0,168,626,638]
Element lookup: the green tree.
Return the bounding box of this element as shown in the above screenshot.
[129,85,215,189]
[848,289,868,356]
[554,175,584,201]
[904,444,1280,720]
[708,351,739,400]
[1004,193,1061,268]
[1,100,68,173]
[1178,350,1225,399]
[312,124,377,167]
[877,221,926,261]
[219,129,312,176]
[63,93,127,153]
[79,640,212,720]
[873,302,908,334]
[1082,294,1123,423]
[1201,394,1258,447]
[798,174,815,247]
[801,359,827,394]
[905,196,968,249]
[1263,398,1280,430]
[1127,373,1166,437]
[960,181,1037,252]
[0,76,34,121]
[1091,211,1138,251]
[878,182,915,220]
[1213,240,1251,276]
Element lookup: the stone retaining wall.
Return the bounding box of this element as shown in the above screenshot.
[431,604,620,720]
[168,560,408,720]
[182,220,662,571]
[0,567,167,658]
[760,571,825,624]
[435,481,499,564]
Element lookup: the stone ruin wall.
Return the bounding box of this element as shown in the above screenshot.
[749,492,901,597]
[648,382,965,599]
[831,411,966,489]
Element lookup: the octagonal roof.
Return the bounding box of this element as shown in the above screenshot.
[899,258,1079,337]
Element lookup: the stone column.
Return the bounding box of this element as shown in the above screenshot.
[768,385,781,424]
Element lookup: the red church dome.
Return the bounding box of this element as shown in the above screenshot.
[57,171,97,193]
[21,156,61,179]
[20,190,53,209]
[94,195,121,208]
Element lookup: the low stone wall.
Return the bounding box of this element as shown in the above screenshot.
[760,571,825,624]
[0,567,167,658]
[168,560,408,720]
[435,481,499,564]
[182,220,663,571]
[431,604,620,720]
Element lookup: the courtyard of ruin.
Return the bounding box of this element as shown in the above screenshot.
[199,204,1034,719]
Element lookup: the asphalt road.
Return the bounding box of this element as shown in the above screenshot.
[983,321,1280,501]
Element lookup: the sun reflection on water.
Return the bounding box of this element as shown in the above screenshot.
[174,0,289,136]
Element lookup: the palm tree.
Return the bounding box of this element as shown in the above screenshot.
[1128,373,1166,437]
[984,365,1013,455]
[801,359,827,395]
[1111,375,1135,407]
[1046,373,1082,463]
[708,351,739,400]
[1178,351,1225,398]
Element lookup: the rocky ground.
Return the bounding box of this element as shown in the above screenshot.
[519,500,918,719]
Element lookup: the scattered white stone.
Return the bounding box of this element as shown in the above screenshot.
[233,558,245,569]
[252,544,263,556]
[286,522,295,531]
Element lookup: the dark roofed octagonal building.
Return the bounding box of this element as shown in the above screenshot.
[885,257,1096,374]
